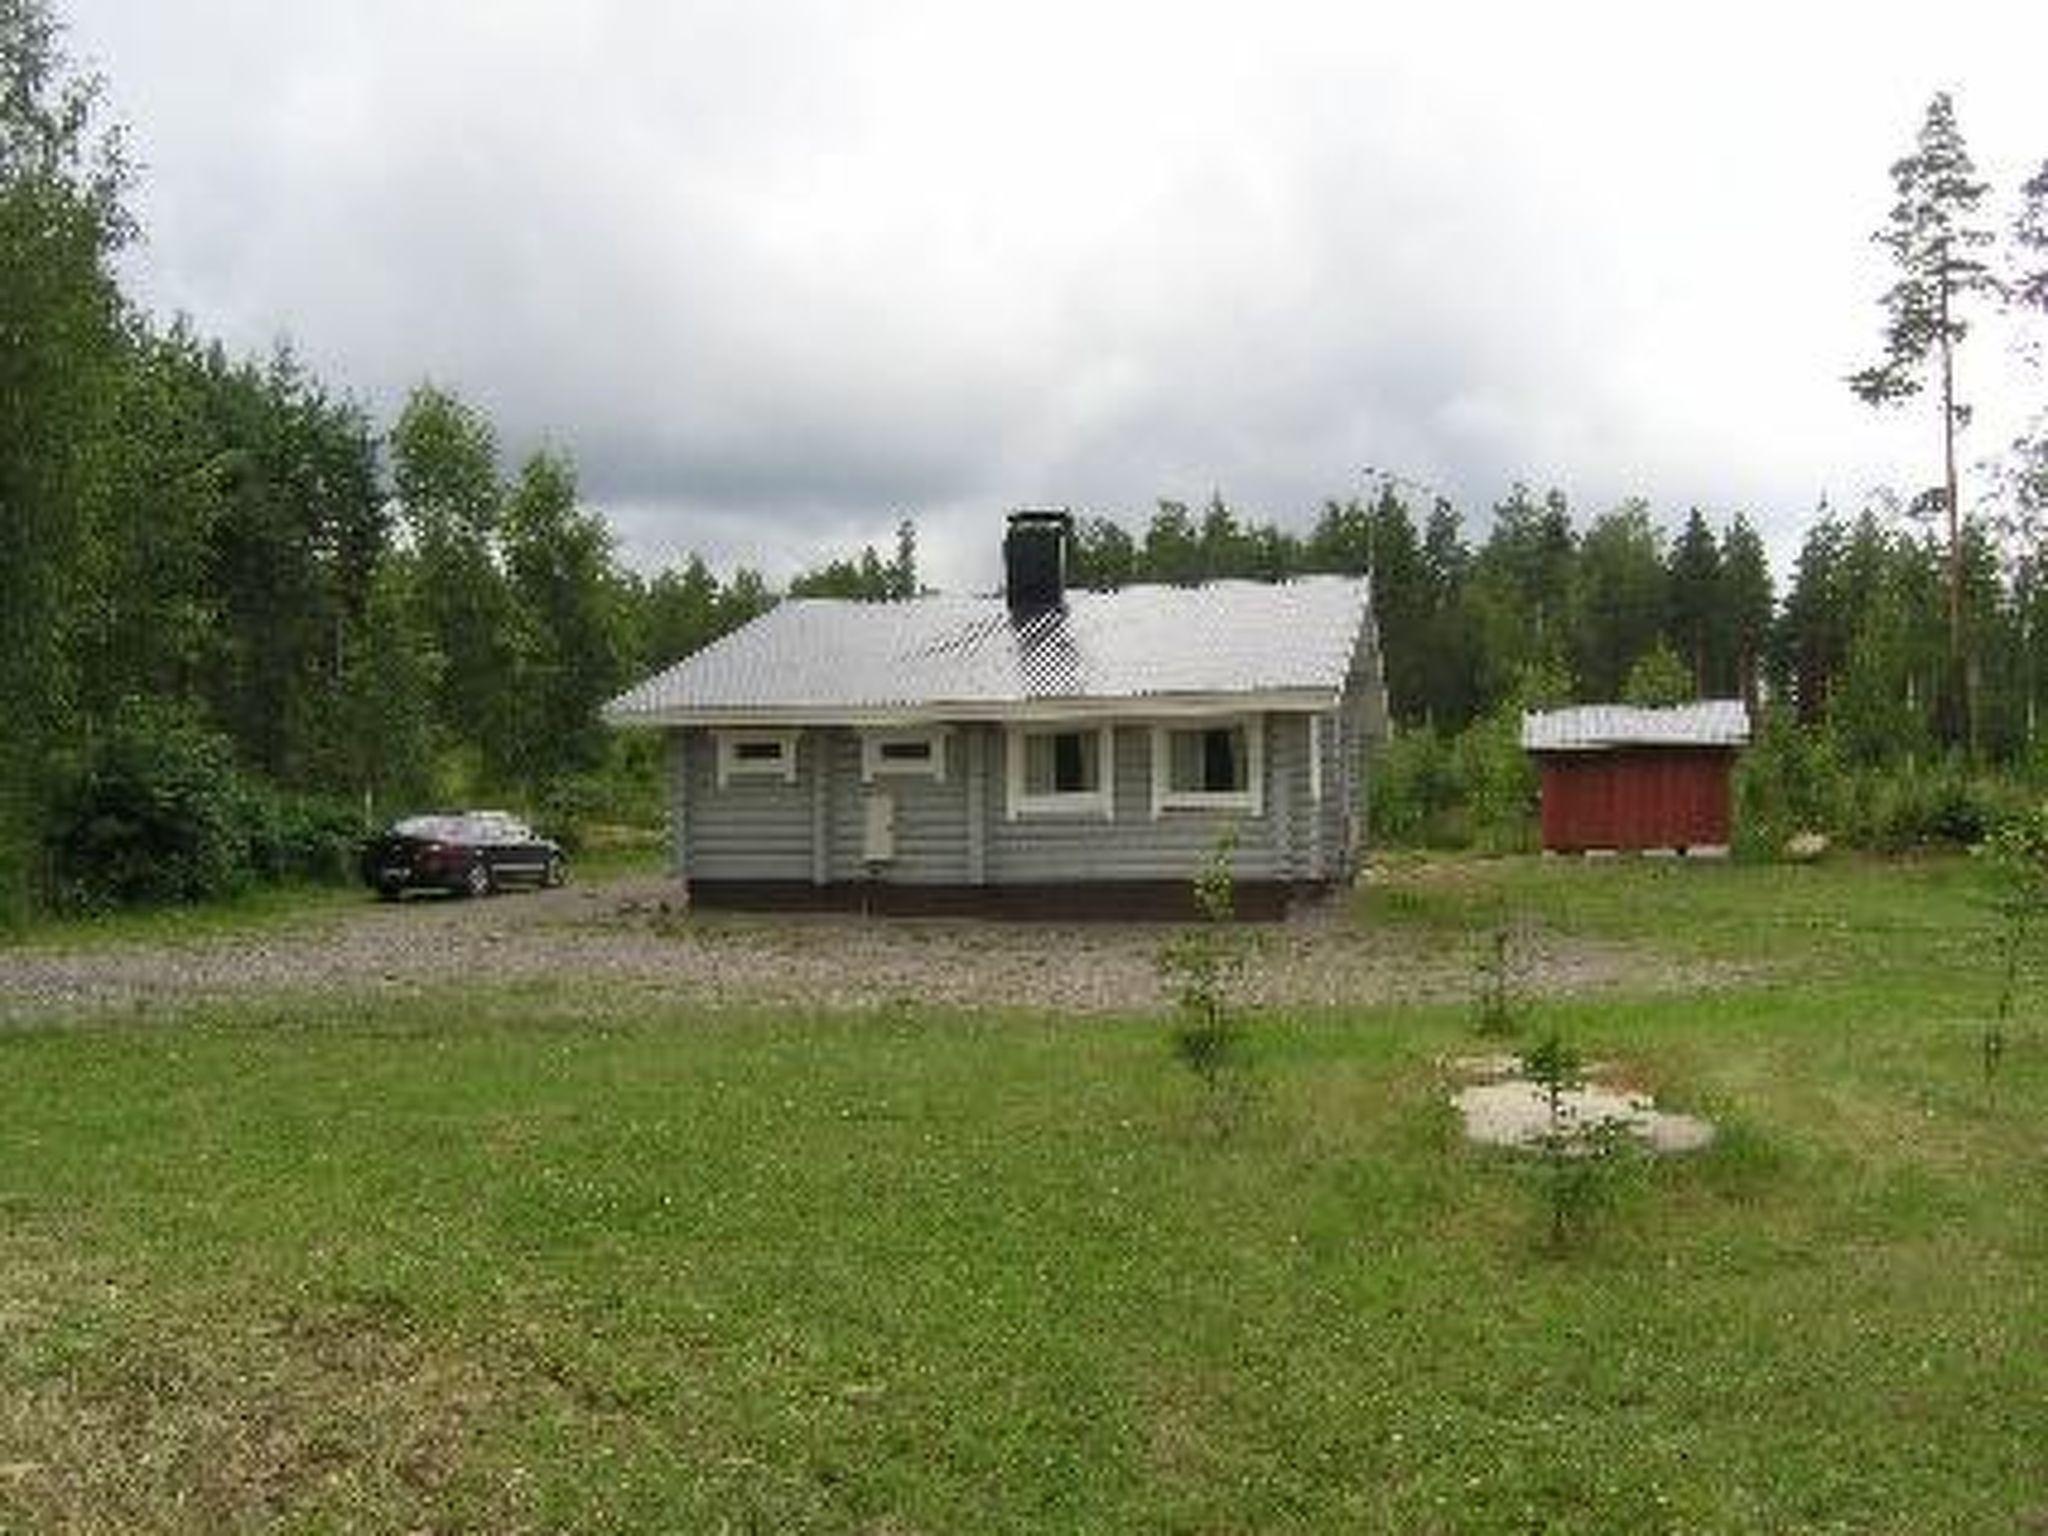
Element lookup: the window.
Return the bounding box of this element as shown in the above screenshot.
[861,728,947,783]
[714,730,798,787]
[1151,718,1263,816]
[1006,724,1114,819]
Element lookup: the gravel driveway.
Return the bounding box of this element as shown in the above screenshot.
[0,875,1731,1024]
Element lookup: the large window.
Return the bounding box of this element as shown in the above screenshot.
[1151,718,1262,815]
[1005,724,1114,819]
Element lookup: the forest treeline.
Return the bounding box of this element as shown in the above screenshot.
[0,2,904,918]
[5,1,2048,919]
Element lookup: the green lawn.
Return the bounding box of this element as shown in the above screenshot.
[2,857,2044,1532]
[0,880,367,953]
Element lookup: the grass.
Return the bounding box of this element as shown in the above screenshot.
[0,879,366,953]
[1,841,665,955]
[1,856,2045,1531]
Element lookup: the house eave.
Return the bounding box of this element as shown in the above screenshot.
[604,687,1342,731]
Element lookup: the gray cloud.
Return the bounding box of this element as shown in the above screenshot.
[64,0,2048,588]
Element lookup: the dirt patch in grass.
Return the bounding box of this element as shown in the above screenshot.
[0,874,1749,1025]
[0,1258,521,1533]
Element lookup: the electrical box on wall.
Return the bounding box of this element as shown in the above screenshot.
[862,790,896,864]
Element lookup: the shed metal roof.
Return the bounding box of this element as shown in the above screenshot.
[605,576,1373,726]
[1520,700,1751,752]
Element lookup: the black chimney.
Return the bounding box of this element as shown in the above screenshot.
[1004,509,1072,618]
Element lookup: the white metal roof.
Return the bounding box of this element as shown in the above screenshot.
[1520,700,1750,752]
[605,576,1374,727]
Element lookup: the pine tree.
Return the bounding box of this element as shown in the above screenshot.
[2011,161,2048,589]
[2013,159,2048,322]
[1719,515,1775,709]
[1569,501,1665,702]
[1848,91,1995,750]
[1665,509,1723,694]
[888,519,918,599]
[1779,517,1848,725]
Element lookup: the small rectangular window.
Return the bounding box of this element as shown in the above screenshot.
[715,730,798,787]
[861,729,946,782]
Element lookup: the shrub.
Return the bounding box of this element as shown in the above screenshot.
[47,701,253,910]
[1522,1030,1637,1253]
[1474,910,1524,1037]
[533,774,608,854]
[45,702,369,910]
[1456,713,1538,855]
[242,785,365,886]
[1839,760,2023,852]
[1733,712,1842,859]
[1158,828,1254,1134]
[1369,725,1466,848]
[1620,640,1692,707]
[1733,718,2022,858]
[1971,802,2048,1077]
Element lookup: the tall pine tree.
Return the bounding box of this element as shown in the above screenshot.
[1849,91,1994,750]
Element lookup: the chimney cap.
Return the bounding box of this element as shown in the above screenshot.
[1006,507,1074,531]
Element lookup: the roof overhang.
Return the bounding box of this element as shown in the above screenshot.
[1527,740,1747,754]
[604,687,1343,730]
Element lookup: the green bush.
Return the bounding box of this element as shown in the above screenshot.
[47,702,253,910]
[533,775,608,854]
[1456,712,1538,854]
[1369,725,1466,847]
[1733,711,1842,858]
[241,785,365,885]
[1736,715,2027,857]
[46,702,369,910]
[1840,761,2023,852]
[1374,665,1563,855]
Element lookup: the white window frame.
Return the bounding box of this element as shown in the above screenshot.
[714,729,798,788]
[1308,713,1325,804]
[1005,723,1115,821]
[1151,716,1264,818]
[860,727,947,784]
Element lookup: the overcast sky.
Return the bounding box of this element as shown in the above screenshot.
[60,0,2048,590]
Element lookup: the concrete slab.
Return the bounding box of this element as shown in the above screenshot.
[1451,1068,1715,1155]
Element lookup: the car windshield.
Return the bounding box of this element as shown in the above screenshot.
[464,816,532,842]
[393,815,466,841]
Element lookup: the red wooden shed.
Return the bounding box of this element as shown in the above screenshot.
[1521,701,1750,854]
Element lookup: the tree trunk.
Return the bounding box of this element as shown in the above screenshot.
[1939,277,1969,755]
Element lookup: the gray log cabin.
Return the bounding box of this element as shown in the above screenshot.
[603,512,1389,916]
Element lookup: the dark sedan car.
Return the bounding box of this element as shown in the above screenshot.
[360,811,566,900]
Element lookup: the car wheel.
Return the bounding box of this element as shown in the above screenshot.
[376,883,403,903]
[544,855,566,888]
[465,860,494,898]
